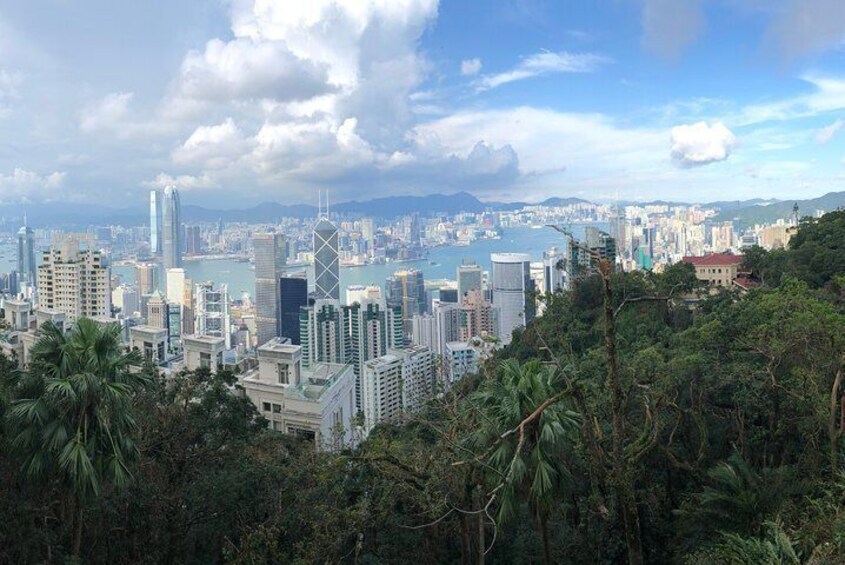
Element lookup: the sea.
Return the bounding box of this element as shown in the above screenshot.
[1,224,603,298]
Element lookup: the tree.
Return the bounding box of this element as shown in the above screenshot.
[6,319,149,557]
[467,358,579,565]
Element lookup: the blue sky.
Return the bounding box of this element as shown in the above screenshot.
[0,0,844,207]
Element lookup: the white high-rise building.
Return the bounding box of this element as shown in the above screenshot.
[362,345,435,433]
[194,282,231,349]
[491,253,534,345]
[17,217,36,288]
[166,268,186,305]
[347,298,403,411]
[445,341,478,385]
[37,236,111,322]
[299,299,349,368]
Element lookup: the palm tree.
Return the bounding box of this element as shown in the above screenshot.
[467,358,579,565]
[6,319,148,557]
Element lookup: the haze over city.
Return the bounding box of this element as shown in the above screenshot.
[2,0,845,207]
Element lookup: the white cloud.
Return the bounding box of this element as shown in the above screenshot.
[736,75,845,125]
[460,58,481,76]
[670,121,736,167]
[0,168,66,202]
[477,51,609,91]
[816,118,844,144]
[173,118,251,168]
[79,92,133,132]
[174,37,332,103]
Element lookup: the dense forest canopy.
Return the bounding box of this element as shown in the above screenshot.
[3,212,845,563]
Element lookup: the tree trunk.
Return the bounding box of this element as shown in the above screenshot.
[540,513,552,565]
[459,514,471,565]
[599,261,644,565]
[72,500,83,558]
[477,508,485,565]
[830,368,842,472]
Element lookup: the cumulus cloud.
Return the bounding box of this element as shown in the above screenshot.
[477,51,609,91]
[172,118,252,168]
[460,58,481,76]
[670,121,736,167]
[174,38,332,103]
[641,0,704,61]
[0,168,66,202]
[816,118,843,144]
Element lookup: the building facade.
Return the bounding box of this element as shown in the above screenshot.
[37,238,111,322]
[161,185,182,271]
[254,232,287,347]
[314,218,340,300]
[491,253,534,345]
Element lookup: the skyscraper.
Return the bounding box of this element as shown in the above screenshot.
[194,282,231,349]
[491,253,534,345]
[161,185,182,270]
[279,275,307,345]
[347,298,403,410]
[37,236,111,322]
[314,217,340,300]
[386,269,425,334]
[254,232,287,347]
[135,262,159,296]
[457,262,482,303]
[17,216,36,288]
[149,190,161,254]
[299,299,349,368]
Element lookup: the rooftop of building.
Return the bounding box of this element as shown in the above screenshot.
[242,359,352,402]
[681,253,744,266]
[183,334,226,346]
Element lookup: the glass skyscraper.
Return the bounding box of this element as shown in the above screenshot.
[313,217,340,300]
[254,232,286,347]
[161,186,182,270]
[17,216,36,287]
[279,275,307,345]
[491,253,535,345]
[149,189,161,254]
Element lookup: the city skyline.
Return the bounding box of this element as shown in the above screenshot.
[1,1,844,207]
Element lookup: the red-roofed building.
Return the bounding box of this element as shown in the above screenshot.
[682,253,745,288]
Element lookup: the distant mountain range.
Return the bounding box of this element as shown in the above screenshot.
[0,190,839,229]
[0,192,591,228]
[714,191,845,227]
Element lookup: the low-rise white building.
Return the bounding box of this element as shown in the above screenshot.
[445,341,478,386]
[182,334,225,371]
[239,339,355,450]
[129,325,169,365]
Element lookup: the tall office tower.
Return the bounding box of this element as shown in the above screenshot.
[194,282,231,349]
[161,185,182,270]
[17,217,36,288]
[112,284,140,317]
[491,253,534,345]
[135,262,159,295]
[299,299,349,368]
[411,313,436,352]
[459,290,499,341]
[314,217,340,300]
[149,190,161,254]
[279,275,307,345]
[147,291,168,328]
[360,218,375,254]
[385,269,425,334]
[457,262,482,303]
[185,225,202,255]
[254,232,287,347]
[347,298,403,410]
[165,268,194,336]
[433,301,461,356]
[542,248,567,293]
[37,237,111,322]
[406,214,421,246]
